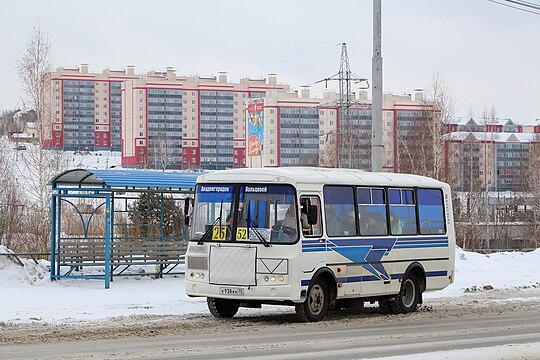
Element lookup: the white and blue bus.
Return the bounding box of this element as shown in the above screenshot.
[185,167,455,322]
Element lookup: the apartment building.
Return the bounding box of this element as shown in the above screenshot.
[43,65,138,151]
[121,69,290,169]
[246,89,433,172]
[444,117,540,191]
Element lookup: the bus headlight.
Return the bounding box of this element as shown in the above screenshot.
[260,274,288,285]
[190,271,206,281]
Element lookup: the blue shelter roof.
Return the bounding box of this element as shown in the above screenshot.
[50,168,203,191]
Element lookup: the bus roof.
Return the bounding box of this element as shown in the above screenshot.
[197,167,449,189]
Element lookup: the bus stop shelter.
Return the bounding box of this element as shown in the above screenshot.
[49,169,202,288]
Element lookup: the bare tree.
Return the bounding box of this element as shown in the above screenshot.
[15,25,64,252]
[524,135,540,248]
[397,71,454,181]
[148,132,178,170]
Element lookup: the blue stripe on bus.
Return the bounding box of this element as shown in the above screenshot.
[301,270,448,287]
[393,244,448,249]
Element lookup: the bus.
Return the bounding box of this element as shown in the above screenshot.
[185,167,455,322]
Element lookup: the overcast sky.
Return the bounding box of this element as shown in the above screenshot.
[1,0,538,122]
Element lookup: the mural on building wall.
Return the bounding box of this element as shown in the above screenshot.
[247,98,264,158]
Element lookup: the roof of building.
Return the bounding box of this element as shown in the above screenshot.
[444,132,539,142]
[448,117,518,127]
[50,168,204,191]
[198,167,448,189]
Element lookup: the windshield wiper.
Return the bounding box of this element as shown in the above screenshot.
[245,218,270,247]
[197,216,222,245]
[245,201,270,247]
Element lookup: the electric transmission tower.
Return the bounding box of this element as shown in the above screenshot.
[316,43,369,168]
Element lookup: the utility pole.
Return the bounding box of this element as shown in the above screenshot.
[372,0,384,172]
[316,43,369,169]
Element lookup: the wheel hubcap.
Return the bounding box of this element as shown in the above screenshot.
[308,284,324,315]
[401,279,416,308]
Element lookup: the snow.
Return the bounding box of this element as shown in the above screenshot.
[0,245,539,325]
[369,342,540,360]
[425,247,540,298]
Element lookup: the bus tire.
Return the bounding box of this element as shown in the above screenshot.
[386,275,420,314]
[207,297,240,318]
[296,278,329,322]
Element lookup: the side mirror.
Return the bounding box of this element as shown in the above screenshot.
[307,205,318,225]
[184,197,192,226]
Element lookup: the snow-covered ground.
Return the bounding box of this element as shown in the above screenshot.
[0,245,538,325]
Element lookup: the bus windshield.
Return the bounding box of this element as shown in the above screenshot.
[190,184,299,244]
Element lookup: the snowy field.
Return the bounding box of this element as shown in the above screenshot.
[0,245,539,325]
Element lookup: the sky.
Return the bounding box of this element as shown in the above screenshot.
[0,0,539,122]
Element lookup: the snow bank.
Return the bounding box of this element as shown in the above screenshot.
[0,246,539,324]
[0,246,49,286]
[427,247,540,298]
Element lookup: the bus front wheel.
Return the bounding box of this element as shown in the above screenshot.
[207,297,240,318]
[296,278,329,322]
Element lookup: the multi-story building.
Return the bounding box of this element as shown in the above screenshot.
[121,69,290,169]
[246,89,433,171]
[444,117,540,191]
[44,65,138,151]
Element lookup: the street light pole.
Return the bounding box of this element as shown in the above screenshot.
[372,0,384,172]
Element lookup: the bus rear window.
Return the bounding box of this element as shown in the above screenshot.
[417,189,446,235]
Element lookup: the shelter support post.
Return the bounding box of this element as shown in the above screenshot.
[105,194,111,289]
[50,191,57,280]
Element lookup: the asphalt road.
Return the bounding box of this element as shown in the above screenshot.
[2,309,539,360]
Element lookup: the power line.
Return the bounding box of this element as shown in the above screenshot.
[505,0,540,10]
[487,0,540,15]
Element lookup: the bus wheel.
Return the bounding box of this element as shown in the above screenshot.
[296,279,328,322]
[207,297,240,318]
[384,275,420,314]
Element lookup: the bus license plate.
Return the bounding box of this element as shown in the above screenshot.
[219,287,244,296]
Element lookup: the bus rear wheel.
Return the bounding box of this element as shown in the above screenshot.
[379,275,420,314]
[296,278,329,322]
[207,297,240,318]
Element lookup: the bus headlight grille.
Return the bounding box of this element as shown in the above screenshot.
[187,256,208,270]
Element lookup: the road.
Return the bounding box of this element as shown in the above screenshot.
[1,293,540,360]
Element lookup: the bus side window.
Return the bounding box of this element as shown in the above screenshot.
[300,196,322,237]
[323,186,356,237]
[358,187,388,236]
[417,189,446,235]
[388,188,417,235]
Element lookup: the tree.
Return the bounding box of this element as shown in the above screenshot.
[15,25,65,252]
[397,71,454,182]
[524,136,540,248]
[148,132,176,171]
[128,192,183,238]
